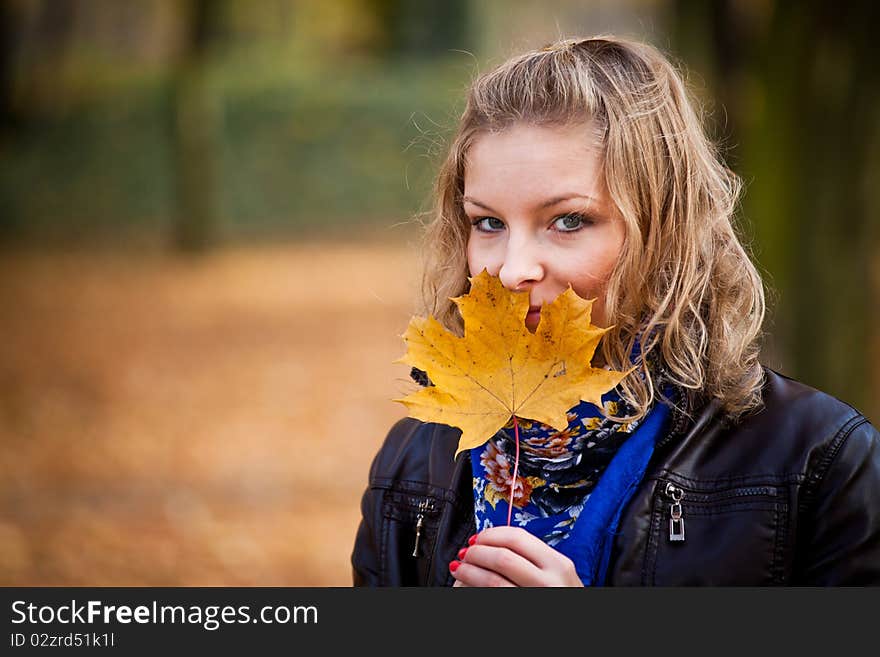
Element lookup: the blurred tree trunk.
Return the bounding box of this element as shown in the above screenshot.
[172,0,224,252]
[0,1,21,134]
[363,0,470,57]
[671,0,880,420]
[10,0,79,119]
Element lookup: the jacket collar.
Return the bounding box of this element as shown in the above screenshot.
[657,396,723,450]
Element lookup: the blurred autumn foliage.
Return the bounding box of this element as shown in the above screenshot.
[0,243,417,584]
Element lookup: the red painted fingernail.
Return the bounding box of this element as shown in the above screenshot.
[468,534,478,546]
[457,547,468,560]
[449,560,460,573]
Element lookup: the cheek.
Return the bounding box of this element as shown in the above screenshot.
[566,247,622,325]
[466,237,491,277]
[571,275,612,327]
[465,240,476,276]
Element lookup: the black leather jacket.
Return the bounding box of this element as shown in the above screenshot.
[352,369,880,585]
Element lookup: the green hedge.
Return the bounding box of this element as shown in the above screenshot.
[0,56,472,244]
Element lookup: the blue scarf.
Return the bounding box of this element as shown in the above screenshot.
[470,388,672,586]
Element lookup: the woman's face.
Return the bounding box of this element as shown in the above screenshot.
[464,122,625,331]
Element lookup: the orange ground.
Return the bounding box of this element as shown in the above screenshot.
[0,242,421,585]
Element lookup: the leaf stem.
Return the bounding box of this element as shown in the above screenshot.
[507,416,520,526]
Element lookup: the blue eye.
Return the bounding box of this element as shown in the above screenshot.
[472,217,505,232]
[553,213,590,232]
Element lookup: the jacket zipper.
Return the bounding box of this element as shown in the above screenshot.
[411,498,436,558]
[665,482,686,542]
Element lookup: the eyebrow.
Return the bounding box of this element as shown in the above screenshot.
[462,194,597,214]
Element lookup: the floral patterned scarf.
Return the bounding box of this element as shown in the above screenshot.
[469,371,673,583]
[470,382,642,540]
[468,331,675,528]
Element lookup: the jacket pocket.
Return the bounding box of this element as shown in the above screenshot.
[380,489,442,586]
[643,478,788,585]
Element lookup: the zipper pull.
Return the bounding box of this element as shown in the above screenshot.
[665,482,686,542]
[412,500,429,557]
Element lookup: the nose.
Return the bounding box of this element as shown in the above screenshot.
[498,233,544,291]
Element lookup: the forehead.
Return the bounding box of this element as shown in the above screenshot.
[464,122,605,196]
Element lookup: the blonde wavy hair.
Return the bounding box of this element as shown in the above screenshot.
[419,35,766,423]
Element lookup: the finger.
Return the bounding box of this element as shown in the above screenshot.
[472,526,564,570]
[450,560,516,587]
[461,543,547,587]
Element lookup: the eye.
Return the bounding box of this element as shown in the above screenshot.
[552,212,591,233]
[472,217,505,232]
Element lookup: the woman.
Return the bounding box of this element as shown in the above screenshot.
[351,36,880,586]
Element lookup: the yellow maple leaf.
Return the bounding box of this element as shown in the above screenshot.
[394,270,631,457]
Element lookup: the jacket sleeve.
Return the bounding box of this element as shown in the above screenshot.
[796,417,880,584]
[351,417,422,586]
[351,438,386,587]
